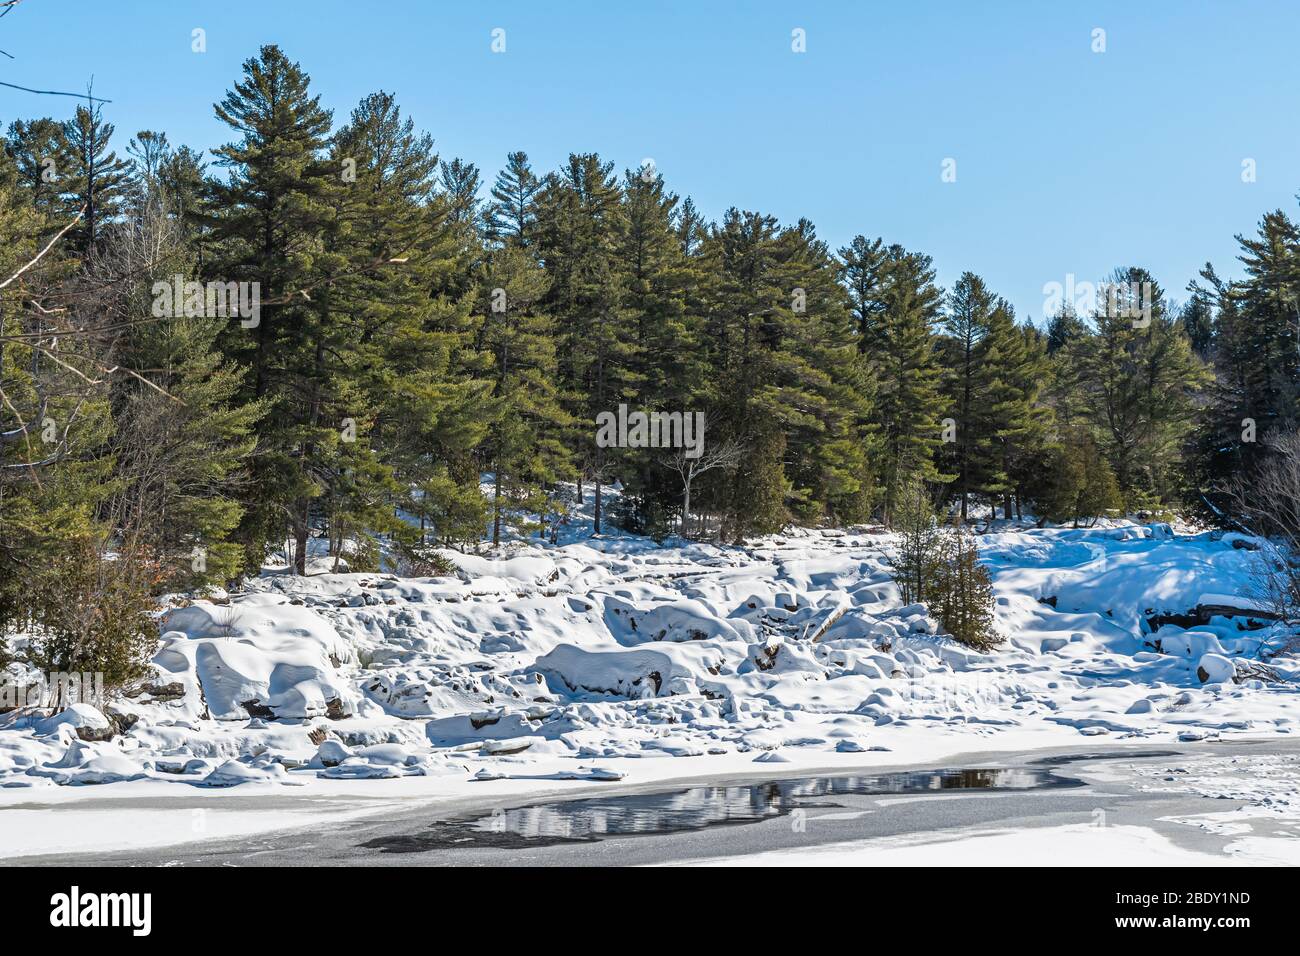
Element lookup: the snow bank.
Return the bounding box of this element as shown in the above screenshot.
[1,509,1293,798]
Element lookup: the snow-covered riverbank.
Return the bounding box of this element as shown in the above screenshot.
[3,504,1298,859]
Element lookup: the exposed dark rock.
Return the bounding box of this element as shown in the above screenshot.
[241,698,275,719]
[76,712,138,742]
[140,681,186,702]
[1147,603,1278,633]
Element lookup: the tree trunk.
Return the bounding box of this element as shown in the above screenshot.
[682,480,692,538]
[492,467,502,546]
[294,520,308,575]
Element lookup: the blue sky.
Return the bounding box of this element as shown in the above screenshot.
[3,0,1298,323]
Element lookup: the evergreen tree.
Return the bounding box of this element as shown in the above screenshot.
[0,144,159,690]
[611,167,706,533]
[839,234,889,354]
[5,117,70,222]
[205,44,338,572]
[479,244,573,543]
[61,103,132,252]
[1031,428,1123,527]
[675,196,707,256]
[331,91,490,561]
[1000,319,1054,518]
[932,520,998,650]
[980,302,1052,520]
[536,153,633,533]
[94,192,263,588]
[770,219,875,524]
[1196,215,1300,494]
[887,478,942,605]
[872,245,948,526]
[1179,293,1215,360]
[1071,268,1208,508]
[440,156,482,227]
[486,150,541,246]
[939,272,997,520]
[1045,305,1086,354]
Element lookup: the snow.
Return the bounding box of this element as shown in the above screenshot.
[4,491,1300,861]
[680,823,1232,867]
[31,703,110,737]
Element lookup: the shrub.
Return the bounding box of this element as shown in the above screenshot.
[1033,429,1122,527]
[19,537,162,704]
[931,521,999,651]
[395,547,460,578]
[887,485,999,651]
[887,479,943,605]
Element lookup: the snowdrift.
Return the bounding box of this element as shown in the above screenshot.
[2,516,1297,791]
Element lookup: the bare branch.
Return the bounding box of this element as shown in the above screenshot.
[0,207,84,291]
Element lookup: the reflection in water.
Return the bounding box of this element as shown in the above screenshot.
[462,767,1069,841]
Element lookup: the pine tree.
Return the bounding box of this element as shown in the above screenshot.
[932,521,998,650]
[770,219,875,524]
[126,130,171,198]
[205,44,338,573]
[1179,293,1215,360]
[5,117,70,222]
[330,91,491,561]
[1031,427,1122,527]
[95,189,263,588]
[613,167,716,532]
[61,103,132,253]
[675,196,707,256]
[1196,215,1300,496]
[872,245,949,526]
[536,153,633,533]
[1045,305,1086,354]
[479,244,573,543]
[0,145,158,690]
[487,150,541,246]
[839,234,890,353]
[440,156,482,227]
[887,478,942,605]
[1000,320,1054,519]
[1071,268,1207,508]
[939,272,996,520]
[980,302,1052,520]
[698,210,790,537]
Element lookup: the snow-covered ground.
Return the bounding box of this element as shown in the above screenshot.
[3,491,1298,863]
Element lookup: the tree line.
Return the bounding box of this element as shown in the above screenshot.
[1,45,1293,677]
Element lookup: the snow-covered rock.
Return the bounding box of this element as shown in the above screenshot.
[1,505,1292,798]
[1197,653,1237,685]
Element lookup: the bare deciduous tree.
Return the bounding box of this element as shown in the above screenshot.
[660,426,745,538]
[1221,428,1300,655]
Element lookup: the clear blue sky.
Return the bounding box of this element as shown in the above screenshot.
[4,0,1298,323]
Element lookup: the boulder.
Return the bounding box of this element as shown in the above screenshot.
[1196,653,1236,685]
